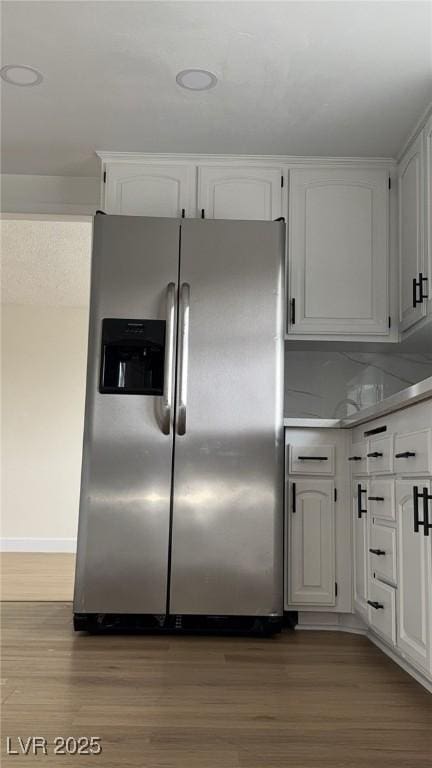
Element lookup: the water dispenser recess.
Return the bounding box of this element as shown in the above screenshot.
[99,318,166,395]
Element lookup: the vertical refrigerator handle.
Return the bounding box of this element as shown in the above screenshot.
[177,282,190,436]
[161,282,176,435]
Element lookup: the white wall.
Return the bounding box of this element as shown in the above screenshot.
[1,174,99,215]
[1,304,89,550]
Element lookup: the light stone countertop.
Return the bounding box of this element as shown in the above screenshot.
[284,376,432,429]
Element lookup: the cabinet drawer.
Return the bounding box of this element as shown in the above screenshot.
[367,479,395,521]
[290,445,335,475]
[368,580,396,645]
[348,442,367,476]
[369,524,397,585]
[394,429,431,476]
[367,435,393,475]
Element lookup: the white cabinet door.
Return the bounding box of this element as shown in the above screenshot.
[353,480,369,620]
[349,441,367,476]
[396,480,431,673]
[398,134,426,332]
[288,167,389,337]
[198,166,282,220]
[288,479,335,605]
[104,163,196,217]
[368,579,397,646]
[425,117,432,315]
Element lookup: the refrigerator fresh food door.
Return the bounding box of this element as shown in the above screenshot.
[169,219,285,616]
[74,215,180,614]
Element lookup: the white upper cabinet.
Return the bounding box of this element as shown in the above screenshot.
[398,134,427,333]
[198,166,283,220]
[103,163,196,218]
[287,167,389,338]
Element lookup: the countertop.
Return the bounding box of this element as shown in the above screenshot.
[284,375,432,430]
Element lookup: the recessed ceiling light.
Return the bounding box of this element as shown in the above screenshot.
[176,69,217,91]
[0,64,43,87]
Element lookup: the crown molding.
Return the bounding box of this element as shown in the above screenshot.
[96,150,396,169]
[396,101,432,163]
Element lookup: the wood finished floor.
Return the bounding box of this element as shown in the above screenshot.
[1,602,431,767]
[1,554,75,601]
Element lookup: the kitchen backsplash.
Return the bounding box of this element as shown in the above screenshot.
[284,351,432,418]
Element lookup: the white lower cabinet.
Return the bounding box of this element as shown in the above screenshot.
[288,478,335,606]
[349,441,367,475]
[394,428,431,475]
[285,428,351,614]
[366,434,394,475]
[353,480,369,620]
[350,403,432,688]
[368,478,395,521]
[396,480,432,674]
[368,579,396,645]
[369,522,397,585]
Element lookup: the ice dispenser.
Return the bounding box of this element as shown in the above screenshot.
[99,318,165,395]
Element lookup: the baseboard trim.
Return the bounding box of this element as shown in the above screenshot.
[295,624,367,636]
[296,610,368,635]
[1,538,77,553]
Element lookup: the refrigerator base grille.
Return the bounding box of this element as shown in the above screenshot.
[73,613,283,636]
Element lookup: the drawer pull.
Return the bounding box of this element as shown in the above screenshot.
[395,451,416,459]
[369,548,386,556]
[348,456,362,461]
[367,451,383,458]
[297,456,328,461]
[368,496,384,502]
[367,600,384,610]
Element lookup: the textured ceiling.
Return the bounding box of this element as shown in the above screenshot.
[1,218,92,306]
[1,1,431,176]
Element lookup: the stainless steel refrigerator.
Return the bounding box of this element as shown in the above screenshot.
[73,214,285,633]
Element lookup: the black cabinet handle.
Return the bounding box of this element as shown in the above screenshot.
[292,482,296,514]
[357,484,367,518]
[395,451,416,459]
[297,456,328,461]
[413,486,422,533]
[348,456,362,462]
[413,273,429,306]
[367,600,384,610]
[368,496,384,502]
[413,486,432,537]
[421,487,432,537]
[413,277,420,307]
[291,298,296,325]
[367,451,383,458]
[369,548,386,556]
[420,274,429,300]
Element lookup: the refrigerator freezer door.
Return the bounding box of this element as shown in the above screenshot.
[74,216,180,614]
[169,219,285,616]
